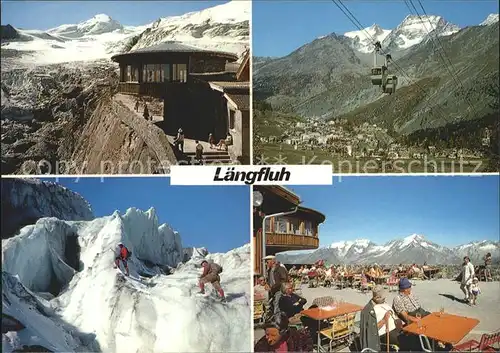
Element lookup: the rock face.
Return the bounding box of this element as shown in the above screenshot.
[1,178,94,239]
[1,25,20,40]
[1,61,177,175]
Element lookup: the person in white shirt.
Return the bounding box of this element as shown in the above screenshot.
[360,285,403,351]
[254,276,269,302]
[460,256,475,305]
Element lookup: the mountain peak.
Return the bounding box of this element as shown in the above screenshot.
[91,14,113,22]
[480,13,499,26]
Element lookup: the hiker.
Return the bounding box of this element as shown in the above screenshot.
[199,260,225,301]
[470,277,481,305]
[173,128,184,153]
[460,256,475,305]
[134,98,140,112]
[208,133,216,149]
[114,243,130,276]
[254,313,313,352]
[360,285,403,351]
[143,104,150,120]
[195,140,203,165]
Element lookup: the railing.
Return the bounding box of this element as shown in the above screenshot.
[117,82,176,98]
[266,232,319,249]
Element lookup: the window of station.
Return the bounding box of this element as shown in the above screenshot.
[172,63,187,83]
[304,221,313,236]
[229,110,235,130]
[143,64,161,83]
[126,65,139,82]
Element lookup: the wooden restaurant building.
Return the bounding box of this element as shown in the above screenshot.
[111,42,250,163]
[253,186,326,275]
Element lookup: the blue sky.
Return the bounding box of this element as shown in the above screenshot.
[253,0,499,57]
[288,176,499,248]
[1,1,228,30]
[41,177,250,253]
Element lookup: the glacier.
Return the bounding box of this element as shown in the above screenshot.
[2,207,251,352]
[1,178,94,239]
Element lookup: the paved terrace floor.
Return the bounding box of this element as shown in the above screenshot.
[254,279,500,351]
[115,93,163,123]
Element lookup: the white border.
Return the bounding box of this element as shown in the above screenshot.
[249,0,254,168]
[2,172,499,179]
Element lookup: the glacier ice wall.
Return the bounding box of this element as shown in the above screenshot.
[1,178,94,239]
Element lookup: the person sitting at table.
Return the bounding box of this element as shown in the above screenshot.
[279,282,307,321]
[393,278,451,351]
[393,278,430,324]
[360,285,404,351]
[255,276,270,302]
[254,312,314,352]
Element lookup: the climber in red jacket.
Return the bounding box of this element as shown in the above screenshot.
[114,243,130,276]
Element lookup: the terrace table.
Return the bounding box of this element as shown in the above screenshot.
[301,302,363,352]
[402,312,479,350]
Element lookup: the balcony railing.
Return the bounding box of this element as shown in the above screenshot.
[266,232,319,249]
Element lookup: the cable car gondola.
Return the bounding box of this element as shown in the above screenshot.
[370,43,398,94]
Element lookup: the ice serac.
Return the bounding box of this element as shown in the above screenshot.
[1,178,94,239]
[2,208,250,352]
[120,207,183,266]
[2,272,100,353]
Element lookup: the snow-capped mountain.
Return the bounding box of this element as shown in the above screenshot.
[453,240,499,261]
[47,14,126,38]
[480,13,499,26]
[344,15,460,53]
[2,207,250,352]
[277,234,499,265]
[1,178,94,239]
[381,15,460,52]
[344,24,391,53]
[128,0,249,56]
[2,1,249,67]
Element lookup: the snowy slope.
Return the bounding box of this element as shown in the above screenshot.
[453,240,500,262]
[381,15,459,51]
[47,14,126,38]
[1,178,94,239]
[2,1,249,67]
[480,14,499,26]
[130,0,250,57]
[343,15,460,53]
[344,24,391,53]
[2,208,250,352]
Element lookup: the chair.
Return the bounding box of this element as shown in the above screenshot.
[419,334,433,352]
[293,279,303,296]
[452,331,500,352]
[319,313,356,351]
[254,299,265,324]
[386,276,399,292]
